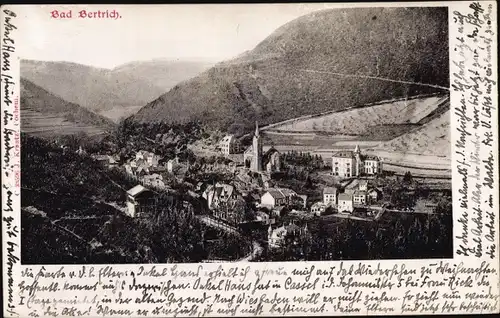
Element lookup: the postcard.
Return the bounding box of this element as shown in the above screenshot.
[1,2,498,317]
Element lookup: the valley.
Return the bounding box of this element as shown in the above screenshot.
[21,58,213,119]
[18,6,452,265]
[20,78,115,137]
[98,105,144,123]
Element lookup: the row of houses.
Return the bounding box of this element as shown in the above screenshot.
[200,182,304,224]
[125,182,309,249]
[219,132,382,179]
[124,151,185,178]
[311,179,382,215]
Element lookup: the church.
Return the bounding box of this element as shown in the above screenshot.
[244,122,281,173]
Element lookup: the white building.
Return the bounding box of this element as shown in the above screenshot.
[331,151,357,178]
[353,191,367,206]
[338,193,353,213]
[218,135,241,155]
[364,156,382,175]
[332,145,382,177]
[323,187,337,205]
[260,188,297,209]
[126,185,156,218]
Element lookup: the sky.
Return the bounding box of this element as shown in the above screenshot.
[16,4,346,69]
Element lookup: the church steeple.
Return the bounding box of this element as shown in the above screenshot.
[251,121,263,172]
[354,144,360,154]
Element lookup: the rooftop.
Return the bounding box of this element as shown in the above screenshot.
[127,185,150,197]
[220,135,236,144]
[353,190,367,196]
[363,154,380,161]
[323,187,337,194]
[338,193,352,201]
[333,151,355,158]
[345,179,360,189]
[266,189,285,200]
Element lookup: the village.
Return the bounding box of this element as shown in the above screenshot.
[76,120,449,260]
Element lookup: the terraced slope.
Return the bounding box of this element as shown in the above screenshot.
[21,78,115,137]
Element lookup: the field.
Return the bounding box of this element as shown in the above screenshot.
[264,94,449,137]
[377,110,450,157]
[21,108,108,137]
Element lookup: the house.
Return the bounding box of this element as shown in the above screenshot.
[136,150,161,167]
[92,154,118,168]
[364,155,382,175]
[135,165,150,177]
[271,206,286,218]
[367,188,382,203]
[359,180,368,192]
[149,165,168,174]
[331,151,357,178]
[142,173,165,188]
[202,183,245,224]
[260,188,297,209]
[268,223,309,248]
[108,156,119,168]
[344,178,362,195]
[297,194,308,209]
[353,191,367,206]
[256,211,272,225]
[218,135,241,155]
[338,193,353,213]
[212,197,246,224]
[268,225,287,248]
[323,187,337,205]
[332,145,382,177]
[126,185,156,218]
[311,202,327,216]
[166,157,180,173]
[202,183,238,210]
